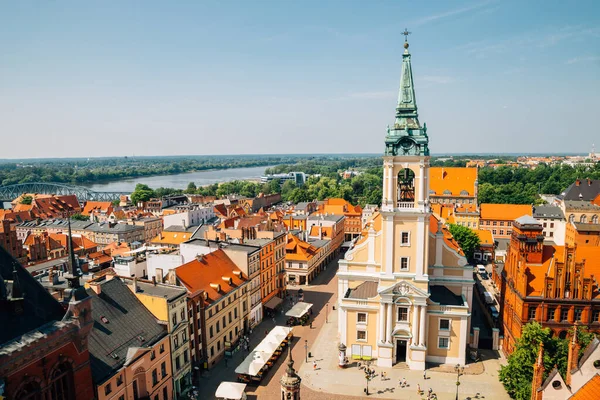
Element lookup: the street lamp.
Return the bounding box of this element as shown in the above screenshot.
[326,302,329,323]
[363,360,375,396]
[304,339,308,363]
[454,364,464,400]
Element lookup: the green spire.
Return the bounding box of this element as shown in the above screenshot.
[385,32,429,157]
[395,41,420,128]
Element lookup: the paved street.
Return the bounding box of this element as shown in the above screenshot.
[197,254,511,400]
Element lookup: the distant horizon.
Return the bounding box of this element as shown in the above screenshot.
[0,151,592,163]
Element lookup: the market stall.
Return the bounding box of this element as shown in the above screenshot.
[215,382,247,400]
[235,326,293,384]
[285,301,312,326]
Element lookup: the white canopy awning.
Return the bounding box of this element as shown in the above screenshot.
[285,301,313,318]
[215,382,247,400]
[235,326,292,376]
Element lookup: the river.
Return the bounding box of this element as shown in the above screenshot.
[81,165,273,193]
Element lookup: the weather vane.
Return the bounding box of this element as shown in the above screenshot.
[402,28,411,42]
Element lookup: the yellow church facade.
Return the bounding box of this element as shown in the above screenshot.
[337,39,474,369]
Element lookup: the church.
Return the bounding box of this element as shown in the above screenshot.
[337,37,474,369]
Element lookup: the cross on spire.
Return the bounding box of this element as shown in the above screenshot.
[402,28,411,42]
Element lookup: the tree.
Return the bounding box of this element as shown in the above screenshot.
[111,199,120,206]
[447,224,480,260]
[20,195,33,205]
[130,184,155,204]
[186,182,197,193]
[268,179,281,195]
[70,213,89,221]
[499,322,596,400]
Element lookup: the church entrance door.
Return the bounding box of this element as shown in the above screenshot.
[395,340,407,363]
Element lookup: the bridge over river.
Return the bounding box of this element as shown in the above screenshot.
[0,182,129,203]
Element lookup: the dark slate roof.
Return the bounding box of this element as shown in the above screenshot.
[86,222,144,234]
[562,180,600,201]
[345,281,378,299]
[87,278,167,384]
[574,223,600,232]
[429,285,463,306]
[533,205,564,219]
[0,246,65,345]
[564,200,600,211]
[495,238,511,252]
[123,279,186,302]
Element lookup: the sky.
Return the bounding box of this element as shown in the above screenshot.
[1,0,599,159]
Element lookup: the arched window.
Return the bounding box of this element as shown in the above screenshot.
[48,362,74,400]
[460,190,469,196]
[15,380,43,400]
[443,190,452,195]
[592,215,598,224]
[397,169,415,202]
[580,215,587,223]
[569,214,575,223]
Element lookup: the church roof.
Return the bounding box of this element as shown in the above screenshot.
[0,246,66,346]
[345,281,378,300]
[429,285,463,306]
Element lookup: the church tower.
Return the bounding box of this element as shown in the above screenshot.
[280,345,301,400]
[337,32,471,372]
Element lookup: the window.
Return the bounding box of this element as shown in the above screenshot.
[550,232,554,237]
[176,356,181,371]
[500,221,504,226]
[492,229,497,235]
[152,369,158,386]
[210,346,214,357]
[499,230,504,235]
[439,319,450,331]
[154,395,159,400]
[161,362,167,378]
[216,321,220,333]
[209,326,214,338]
[575,308,583,321]
[357,312,367,324]
[561,308,569,322]
[105,383,112,395]
[401,231,410,245]
[229,311,232,323]
[550,222,555,228]
[180,309,185,321]
[209,309,213,318]
[182,330,186,342]
[581,215,587,223]
[357,330,367,341]
[547,307,556,322]
[234,307,238,319]
[160,343,165,353]
[397,307,408,322]
[184,350,189,363]
[529,307,537,320]
[119,395,125,400]
[493,221,497,226]
[223,316,226,328]
[174,336,179,349]
[163,388,168,400]
[438,337,450,349]
[150,350,155,360]
[399,257,410,270]
[217,341,221,351]
[593,310,600,323]
[543,222,547,228]
[172,313,177,326]
[116,375,123,386]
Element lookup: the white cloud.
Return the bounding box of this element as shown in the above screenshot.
[413,1,498,27]
[566,55,600,65]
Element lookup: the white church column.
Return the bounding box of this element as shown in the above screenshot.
[386,303,393,343]
[419,162,425,204]
[419,305,426,346]
[387,165,393,206]
[379,303,385,343]
[411,305,419,345]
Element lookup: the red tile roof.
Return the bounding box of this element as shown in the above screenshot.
[175,249,246,303]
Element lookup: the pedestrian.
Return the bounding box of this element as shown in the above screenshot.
[272,317,276,324]
[417,383,421,395]
[381,371,386,381]
[423,370,427,380]
[313,361,317,370]
[310,321,313,329]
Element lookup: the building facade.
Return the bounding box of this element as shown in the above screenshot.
[532,205,566,244]
[479,203,532,239]
[500,216,600,355]
[428,167,478,206]
[337,39,473,370]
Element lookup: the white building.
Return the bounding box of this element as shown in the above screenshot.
[162,204,215,228]
[532,205,566,245]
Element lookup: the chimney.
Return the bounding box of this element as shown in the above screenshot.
[133,277,138,293]
[89,281,102,294]
[566,324,581,386]
[576,179,581,186]
[531,342,545,400]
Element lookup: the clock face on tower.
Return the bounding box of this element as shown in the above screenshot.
[399,137,415,150]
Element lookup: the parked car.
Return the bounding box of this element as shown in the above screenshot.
[480,272,489,280]
[483,291,495,305]
[477,265,486,275]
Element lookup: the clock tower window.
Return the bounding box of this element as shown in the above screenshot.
[398,168,415,203]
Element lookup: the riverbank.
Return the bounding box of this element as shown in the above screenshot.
[81,165,274,193]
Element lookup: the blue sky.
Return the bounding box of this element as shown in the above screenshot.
[1,0,599,158]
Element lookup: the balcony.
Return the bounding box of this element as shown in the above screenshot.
[397,202,415,209]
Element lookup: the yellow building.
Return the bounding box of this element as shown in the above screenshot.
[337,39,473,369]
